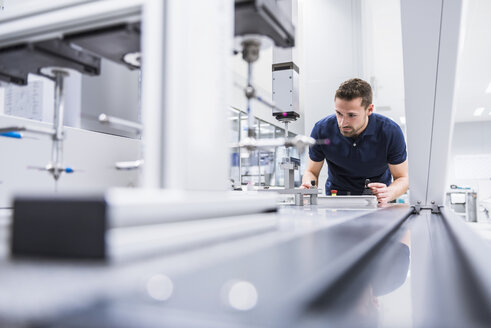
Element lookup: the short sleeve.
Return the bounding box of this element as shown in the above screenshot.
[387,124,407,165]
[309,123,326,162]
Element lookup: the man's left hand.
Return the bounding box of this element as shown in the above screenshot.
[367,182,393,204]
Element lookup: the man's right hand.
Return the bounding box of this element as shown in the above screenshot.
[301,158,323,189]
[301,179,317,189]
[300,182,312,189]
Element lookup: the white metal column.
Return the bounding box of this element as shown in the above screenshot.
[401,0,463,206]
[140,0,165,189]
[142,0,233,191]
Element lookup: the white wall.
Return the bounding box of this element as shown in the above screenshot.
[448,121,491,195]
[450,121,491,158]
[301,0,363,185]
[447,121,491,220]
[361,0,405,125]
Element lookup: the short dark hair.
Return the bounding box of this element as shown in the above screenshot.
[335,78,372,108]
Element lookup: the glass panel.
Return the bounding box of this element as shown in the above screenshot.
[229,108,240,189]
[228,108,299,188]
[258,121,275,187]
[240,117,260,187]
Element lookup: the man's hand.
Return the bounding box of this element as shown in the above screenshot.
[301,159,323,189]
[367,182,394,204]
[300,181,312,189]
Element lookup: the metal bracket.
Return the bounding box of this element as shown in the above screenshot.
[412,203,441,214]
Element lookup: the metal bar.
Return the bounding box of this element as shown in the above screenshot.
[140,0,164,188]
[105,189,278,228]
[247,61,255,138]
[0,0,143,47]
[51,70,68,181]
[411,209,491,327]
[238,111,242,186]
[115,159,143,170]
[410,208,491,327]
[0,125,55,136]
[272,126,277,186]
[98,113,143,132]
[233,81,292,114]
[257,121,261,187]
[231,136,315,151]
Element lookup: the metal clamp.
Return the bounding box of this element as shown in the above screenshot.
[413,201,441,214]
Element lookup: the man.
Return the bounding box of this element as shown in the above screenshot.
[301,78,408,204]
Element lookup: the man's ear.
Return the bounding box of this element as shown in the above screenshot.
[367,104,374,116]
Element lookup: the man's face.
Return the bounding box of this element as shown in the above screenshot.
[335,97,373,138]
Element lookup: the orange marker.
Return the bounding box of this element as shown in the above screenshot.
[331,189,338,196]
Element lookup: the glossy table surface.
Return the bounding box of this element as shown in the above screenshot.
[0,203,490,327]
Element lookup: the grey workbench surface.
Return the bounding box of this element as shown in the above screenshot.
[4,202,488,328]
[0,203,390,326]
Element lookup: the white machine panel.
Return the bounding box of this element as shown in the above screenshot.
[401,0,463,205]
[272,68,299,114]
[0,114,140,208]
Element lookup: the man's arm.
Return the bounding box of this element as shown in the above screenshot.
[368,159,409,204]
[301,159,324,188]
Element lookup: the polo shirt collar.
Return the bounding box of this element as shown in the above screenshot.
[360,114,376,137]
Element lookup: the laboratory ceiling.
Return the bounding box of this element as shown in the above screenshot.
[372,0,491,124]
[453,0,491,122]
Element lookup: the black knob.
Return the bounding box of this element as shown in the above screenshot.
[311,180,316,187]
[363,179,373,195]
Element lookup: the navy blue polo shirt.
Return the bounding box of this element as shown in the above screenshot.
[309,113,407,195]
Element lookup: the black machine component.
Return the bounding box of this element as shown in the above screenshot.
[11,196,107,259]
[289,156,300,166]
[65,23,141,70]
[272,61,299,73]
[10,192,279,260]
[273,110,300,121]
[362,178,373,195]
[235,0,295,48]
[0,22,141,86]
[0,39,101,85]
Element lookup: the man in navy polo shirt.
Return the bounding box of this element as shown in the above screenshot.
[301,78,408,204]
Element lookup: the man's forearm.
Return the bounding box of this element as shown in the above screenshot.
[388,177,409,200]
[302,171,318,187]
